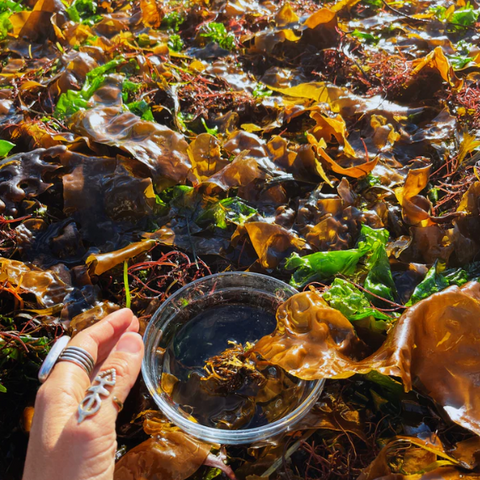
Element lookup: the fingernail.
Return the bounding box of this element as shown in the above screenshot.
[116,333,143,354]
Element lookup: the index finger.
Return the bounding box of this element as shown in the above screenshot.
[46,309,138,403]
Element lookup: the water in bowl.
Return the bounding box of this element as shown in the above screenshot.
[159,303,308,430]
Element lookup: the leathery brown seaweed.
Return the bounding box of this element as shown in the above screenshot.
[255,283,480,436]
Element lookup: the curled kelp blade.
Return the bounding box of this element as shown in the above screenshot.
[255,282,480,435]
[114,430,210,480]
[114,411,238,480]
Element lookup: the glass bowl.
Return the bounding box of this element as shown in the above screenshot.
[142,272,324,445]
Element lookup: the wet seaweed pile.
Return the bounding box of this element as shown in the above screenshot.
[1,0,480,478]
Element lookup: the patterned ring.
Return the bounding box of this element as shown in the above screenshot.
[58,347,95,377]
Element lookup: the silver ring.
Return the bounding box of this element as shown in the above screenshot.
[38,336,71,383]
[58,347,95,376]
[78,369,117,423]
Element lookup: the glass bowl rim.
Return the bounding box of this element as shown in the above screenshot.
[141,271,325,444]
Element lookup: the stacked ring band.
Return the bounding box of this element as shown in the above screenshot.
[58,347,95,376]
[38,338,96,384]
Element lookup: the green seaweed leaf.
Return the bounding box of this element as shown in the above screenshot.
[286,249,365,288]
[199,22,235,50]
[197,198,257,229]
[162,11,184,32]
[66,0,97,23]
[323,278,391,322]
[0,140,15,157]
[364,243,397,304]
[351,29,379,44]
[286,225,393,289]
[55,57,126,118]
[0,0,23,40]
[201,118,218,136]
[406,261,469,306]
[127,100,154,121]
[168,34,184,52]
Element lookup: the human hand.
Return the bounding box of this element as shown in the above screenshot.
[23,309,144,480]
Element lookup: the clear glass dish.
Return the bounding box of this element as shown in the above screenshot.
[142,272,324,445]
